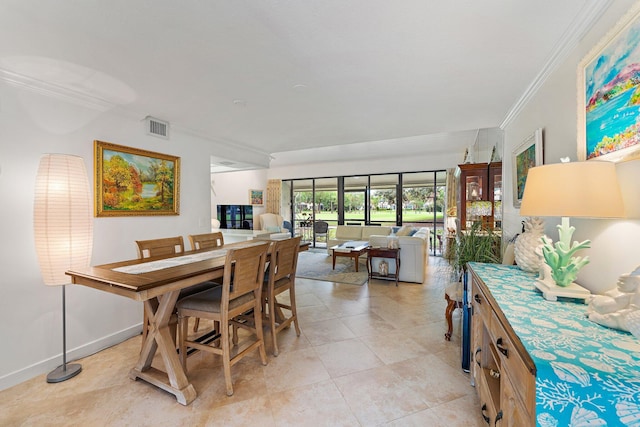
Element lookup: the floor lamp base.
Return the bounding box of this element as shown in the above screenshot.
[46,363,82,383]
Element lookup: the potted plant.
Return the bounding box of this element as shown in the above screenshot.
[450,221,501,281]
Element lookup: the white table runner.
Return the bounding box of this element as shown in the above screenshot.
[112,248,229,274]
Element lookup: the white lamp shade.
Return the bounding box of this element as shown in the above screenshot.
[34,154,93,286]
[520,161,625,218]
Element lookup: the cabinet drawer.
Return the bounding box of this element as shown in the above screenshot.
[472,283,489,320]
[489,310,535,415]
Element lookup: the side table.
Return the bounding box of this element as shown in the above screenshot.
[367,247,401,286]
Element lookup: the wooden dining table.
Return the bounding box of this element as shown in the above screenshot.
[66,239,307,405]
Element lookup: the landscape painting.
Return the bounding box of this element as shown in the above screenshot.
[94,141,180,216]
[579,4,640,161]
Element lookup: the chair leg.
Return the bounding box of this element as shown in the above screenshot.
[253,301,268,365]
[193,318,200,333]
[289,287,301,337]
[268,296,279,357]
[220,320,234,396]
[444,294,456,341]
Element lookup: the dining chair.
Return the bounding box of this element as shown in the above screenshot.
[187,232,225,332]
[188,232,224,250]
[135,236,217,344]
[262,236,302,356]
[177,242,270,396]
[136,236,185,259]
[136,236,185,343]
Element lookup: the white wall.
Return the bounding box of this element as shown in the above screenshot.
[211,169,270,224]
[0,82,229,389]
[502,0,640,294]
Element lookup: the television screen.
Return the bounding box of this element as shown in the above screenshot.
[216,205,253,230]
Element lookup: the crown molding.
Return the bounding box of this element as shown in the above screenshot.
[0,68,117,111]
[500,0,612,129]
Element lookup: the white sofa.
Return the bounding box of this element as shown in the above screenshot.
[369,227,430,283]
[327,225,392,254]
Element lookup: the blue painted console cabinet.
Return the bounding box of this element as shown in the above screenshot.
[468,262,640,426]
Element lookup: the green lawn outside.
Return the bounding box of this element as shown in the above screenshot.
[296,210,444,222]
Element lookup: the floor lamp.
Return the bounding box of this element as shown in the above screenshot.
[33,154,93,383]
[519,160,624,301]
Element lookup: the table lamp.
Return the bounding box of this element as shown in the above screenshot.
[34,154,93,382]
[519,161,624,301]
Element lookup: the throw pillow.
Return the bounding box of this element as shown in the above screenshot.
[396,226,415,236]
[266,225,281,233]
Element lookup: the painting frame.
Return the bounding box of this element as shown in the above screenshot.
[578,1,640,162]
[249,189,264,206]
[94,140,180,217]
[513,128,543,208]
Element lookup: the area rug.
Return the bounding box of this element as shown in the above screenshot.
[296,250,368,285]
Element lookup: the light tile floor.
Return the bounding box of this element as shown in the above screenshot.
[0,256,484,426]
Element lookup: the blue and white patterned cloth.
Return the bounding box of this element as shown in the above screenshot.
[469,262,640,426]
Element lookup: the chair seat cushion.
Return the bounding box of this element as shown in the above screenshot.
[177,286,254,313]
[178,281,220,299]
[445,282,463,301]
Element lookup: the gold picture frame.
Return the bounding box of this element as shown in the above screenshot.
[578,1,640,162]
[94,140,180,216]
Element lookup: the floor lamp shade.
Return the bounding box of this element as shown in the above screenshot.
[34,154,93,286]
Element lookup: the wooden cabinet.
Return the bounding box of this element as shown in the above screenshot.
[468,262,640,425]
[456,162,502,230]
[470,266,535,426]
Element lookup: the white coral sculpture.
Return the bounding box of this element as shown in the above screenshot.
[539,219,590,287]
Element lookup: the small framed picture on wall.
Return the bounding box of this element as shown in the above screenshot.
[512,128,543,208]
[249,189,264,206]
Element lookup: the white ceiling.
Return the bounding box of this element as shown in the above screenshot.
[0,1,609,169]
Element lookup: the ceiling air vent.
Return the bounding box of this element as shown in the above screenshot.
[144,116,169,139]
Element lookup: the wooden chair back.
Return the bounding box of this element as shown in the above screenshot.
[135,236,184,259]
[223,243,269,304]
[263,236,302,356]
[269,236,301,285]
[188,232,224,250]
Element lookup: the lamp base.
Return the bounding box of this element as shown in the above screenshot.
[535,278,590,303]
[46,363,82,383]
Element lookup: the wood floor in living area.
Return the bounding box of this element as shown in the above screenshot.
[0,257,485,426]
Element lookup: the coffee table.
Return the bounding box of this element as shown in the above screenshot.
[330,241,369,272]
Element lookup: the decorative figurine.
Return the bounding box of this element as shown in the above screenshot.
[379,260,389,276]
[587,265,640,337]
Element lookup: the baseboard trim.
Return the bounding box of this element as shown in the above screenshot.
[0,324,142,391]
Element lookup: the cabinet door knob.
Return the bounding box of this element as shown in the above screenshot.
[474,294,481,304]
[481,404,490,424]
[496,337,509,357]
[495,410,503,425]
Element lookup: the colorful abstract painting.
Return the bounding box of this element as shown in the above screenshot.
[512,129,542,207]
[580,4,640,161]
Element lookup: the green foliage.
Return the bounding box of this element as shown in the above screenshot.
[451,222,501,279]
[539,222,590,287]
